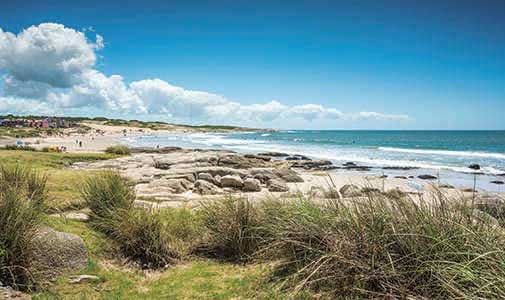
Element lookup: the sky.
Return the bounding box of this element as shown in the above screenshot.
[0,0,504,130]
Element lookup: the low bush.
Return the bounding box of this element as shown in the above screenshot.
[0,165,47,290]
[105,145,131,155]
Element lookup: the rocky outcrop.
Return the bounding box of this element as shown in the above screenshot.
[491,180,504,185]
[285,154,311,161]
[257,152,289,157]
[194,180,220,195]
[339,184,362,198]
[243,178,262,192]
[220,175,244,188]
[267,179,289,192]
[290,159,333,170]
[244,154,271,161]
[31,227,88,280]
[218,154,270,169]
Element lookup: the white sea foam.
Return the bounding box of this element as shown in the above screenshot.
[378,147,505,159]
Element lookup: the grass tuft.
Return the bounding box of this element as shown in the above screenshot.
[105,145,131,155]
[0,164,47,290]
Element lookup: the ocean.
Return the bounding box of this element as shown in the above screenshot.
[122,130,505,192]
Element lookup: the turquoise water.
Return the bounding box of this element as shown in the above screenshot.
[123,130,505,191]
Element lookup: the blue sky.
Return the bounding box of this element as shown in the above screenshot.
[0,0,504,129]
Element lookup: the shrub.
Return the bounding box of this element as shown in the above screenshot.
[105,145,131,155]
[197,197,265,261]
[259,193,505,299]
[81,171,135,234]
[0,165,47,290]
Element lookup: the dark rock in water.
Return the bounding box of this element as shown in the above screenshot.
[343,165,371,171]
[468,164,481,170]
[498,173,505,177]
[316,165,341,171]
[490,180,505,185]
[244,154,271,161]
[290,160,333,170]
[285,154,311,161]
[382,166,419,170]
[418,174,437,180]
[257,152,289,157]
[408,176,415,179]
[394,176,408,179]
[343,162,356,167]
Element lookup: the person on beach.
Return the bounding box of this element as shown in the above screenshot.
[79,141,82,147]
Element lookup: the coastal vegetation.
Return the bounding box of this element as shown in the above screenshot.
[1,148,505,299]
[104,145,131,155]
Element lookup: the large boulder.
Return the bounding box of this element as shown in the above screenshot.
[194,180,220,195]
[220,175,244,188]
[243,178,261,192]
[30,227,88,280]
[198,172,217,184]
[290,160,333,170]
[339,184,362,198]
[267,179,289,192]
[274,168,304,183]
[244,154,271,161]
[468,164,481,170]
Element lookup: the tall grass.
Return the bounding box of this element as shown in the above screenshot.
[81,171,135,234]
[0,165,47,290]
[257,192,505,299]
[197,197,265,261]
[81,172,199,268]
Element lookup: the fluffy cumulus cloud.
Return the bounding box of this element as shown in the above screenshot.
[0,23,409,125]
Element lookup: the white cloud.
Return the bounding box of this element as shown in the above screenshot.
[0,23,409,126]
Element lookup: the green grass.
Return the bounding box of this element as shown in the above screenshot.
[33,218,287,300]
[0,165,47,290]
[0,126,63,138]
[104,145,131,155]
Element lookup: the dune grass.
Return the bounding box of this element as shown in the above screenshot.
[0,164,47,290]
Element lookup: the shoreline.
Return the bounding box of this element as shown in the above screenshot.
[2,123,504,194]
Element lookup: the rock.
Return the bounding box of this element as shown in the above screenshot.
[243,178,261,192]
[163,179,192,193]
[198,172,216,183]
[31,227,88,280]
[474,195,505,220]
[257,152,289,157]
[361,187,381,194]
[194,180,220,195]
[69,275,100,284]
[274,168,304,182]
[267,179,289,192]
[290,160,333,170]
[130,147,183,154]
[285,154,311,161]
[461,188,477,193]
[439,184,455,189]
[468,164,481,170]
[382,166,419,170]
[218,154,268,169]
[394,176,408,179]
[339,184,362,197]
[244,154,271,161]
[343,165,371,171]
[343,162,356,167]
[379,175,388,178]
[408,176,415,179]
[220,175,244,188]
[490,180,504,185]
[418,174,437,180]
